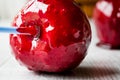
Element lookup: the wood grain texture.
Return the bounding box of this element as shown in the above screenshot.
[0,20,120,80]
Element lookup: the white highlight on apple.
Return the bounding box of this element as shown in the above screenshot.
[24,0,48,14]
[46,25,54,32]
[97,1,113,17]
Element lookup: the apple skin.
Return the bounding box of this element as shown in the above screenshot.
[10,0,91,72]
[93,0,120,49]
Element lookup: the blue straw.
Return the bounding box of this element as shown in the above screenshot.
[0,26,32,35]
[0,26,40,36]
[0,26,19,34]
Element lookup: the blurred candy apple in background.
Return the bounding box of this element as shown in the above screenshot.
[93,0,120,49]
[10,0,91,72]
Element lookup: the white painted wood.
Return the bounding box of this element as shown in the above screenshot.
[0,0,26,19]
[0,20,11,67]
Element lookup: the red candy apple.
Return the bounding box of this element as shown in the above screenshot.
[10,0,91,72]
[93,0,120,49]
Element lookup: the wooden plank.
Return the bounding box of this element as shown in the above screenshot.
[0,20,11,67]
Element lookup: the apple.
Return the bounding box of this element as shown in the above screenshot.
[10,0,91,72]
[93,0,120,49]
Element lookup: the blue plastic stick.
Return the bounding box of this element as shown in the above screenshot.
[0,26,19,34]
[0,26,31,35]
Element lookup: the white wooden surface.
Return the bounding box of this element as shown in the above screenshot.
[0,0,26,19]
[0,19,120,80]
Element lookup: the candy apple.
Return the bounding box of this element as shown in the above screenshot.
[93,0,120,49]
[10,0,91,72]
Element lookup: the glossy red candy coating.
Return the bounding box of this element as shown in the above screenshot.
[10,0,91,72]
[93,0,120,49]
[16,26,37,35]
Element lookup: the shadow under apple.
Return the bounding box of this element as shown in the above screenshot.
[34,66,120,79]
